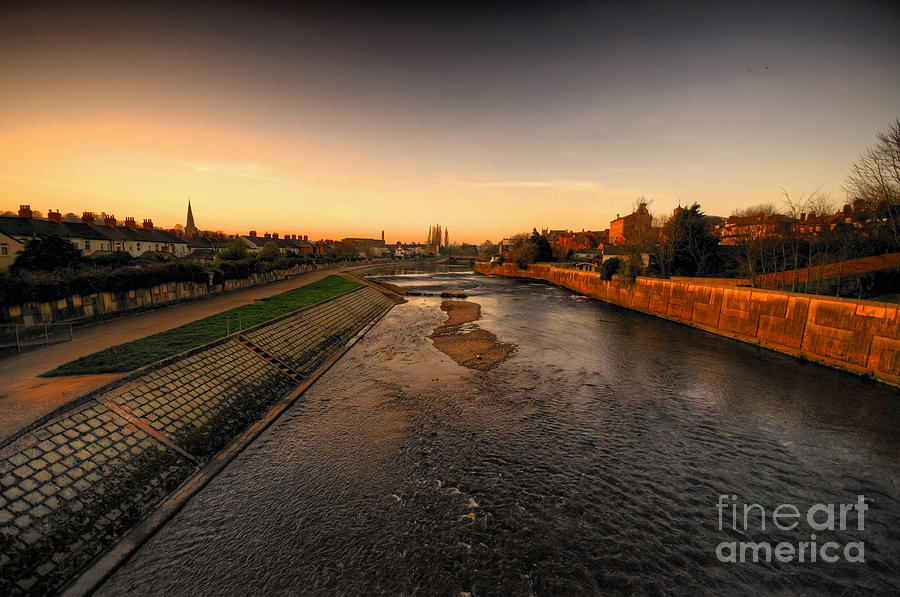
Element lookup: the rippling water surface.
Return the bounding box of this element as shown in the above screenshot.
[99,270,900,595]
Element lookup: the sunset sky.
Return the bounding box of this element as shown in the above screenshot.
[1,1,898,243]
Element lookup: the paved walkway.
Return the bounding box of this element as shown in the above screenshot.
[0,265,360,444]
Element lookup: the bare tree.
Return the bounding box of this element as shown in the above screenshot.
[731,203,778,218]
[781,188,825,291]
[845,118,900,250]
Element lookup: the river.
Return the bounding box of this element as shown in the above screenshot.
[97,269,900,595]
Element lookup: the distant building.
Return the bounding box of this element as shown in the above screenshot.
[0,229,23,271]
[340,236,390,258]
[184,200,198,238]
[498,238,519,255]
[609,202,652,244]
[0,205,189,268]
[719,213,795,245]
[542,229,605,258]
[240,231,314,255]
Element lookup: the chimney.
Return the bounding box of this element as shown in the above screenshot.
[304,235,308,241]
[142,219,154,230]
[82,212,95,226]
[842,203,851,215]
[291,234,296,240]
[800,213,807,222]
[381,230,385,242]
[48,209,62,224]
[18,205,32,219]
[264,232,271,239]
[124,217,137,229]
[273,233,279,239]
[104,214,117,228]
[249,230,257,238]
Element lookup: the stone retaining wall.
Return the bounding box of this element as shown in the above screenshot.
[0,284,397,595]
[476,261,900,387]
[4,263,340,326]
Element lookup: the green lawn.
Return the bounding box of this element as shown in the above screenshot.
[43,275,361,376]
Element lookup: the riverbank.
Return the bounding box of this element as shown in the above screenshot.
[0,284,400,596]
[476,261,900,387]
[429,300,514,371]
[0,267,385,444]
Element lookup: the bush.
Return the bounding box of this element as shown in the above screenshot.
[258,241,281,262]
[513,242,537,269]
[11,236,82,273]
[89,251,135,268]
[217,238,251,261]
[600,258,621,280]
[215,258,257,281]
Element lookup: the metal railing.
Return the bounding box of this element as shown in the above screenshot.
[0,323,74,352]
[224,313,243,336]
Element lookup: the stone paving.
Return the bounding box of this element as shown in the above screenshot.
[0,284,395,595]
[0,401,193,595]
[247,285,393,374]
[111,342,293,455]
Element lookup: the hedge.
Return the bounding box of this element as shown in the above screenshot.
[2,253,359,309]
[0,262,210,308]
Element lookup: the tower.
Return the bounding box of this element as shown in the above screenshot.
[184,199,198,238]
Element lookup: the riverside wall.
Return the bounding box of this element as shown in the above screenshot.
[476,261,900,387]
[0,284,399,595]
[3,263,340,326]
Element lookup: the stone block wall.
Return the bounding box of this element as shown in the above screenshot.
[3,263,339,326]
[476,261,900,386]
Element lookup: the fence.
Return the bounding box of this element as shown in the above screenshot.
[0,323,73,352]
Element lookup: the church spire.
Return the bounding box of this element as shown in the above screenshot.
[184,198,198,238]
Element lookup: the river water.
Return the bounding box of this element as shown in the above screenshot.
[98,270,900,595]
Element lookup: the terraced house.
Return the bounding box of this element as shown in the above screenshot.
[0,206,189,269]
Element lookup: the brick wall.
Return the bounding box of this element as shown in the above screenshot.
[476,261,900,386]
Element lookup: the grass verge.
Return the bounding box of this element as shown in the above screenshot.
[42,275,360,376]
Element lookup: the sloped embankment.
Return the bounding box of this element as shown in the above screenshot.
[0,285,397,596]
